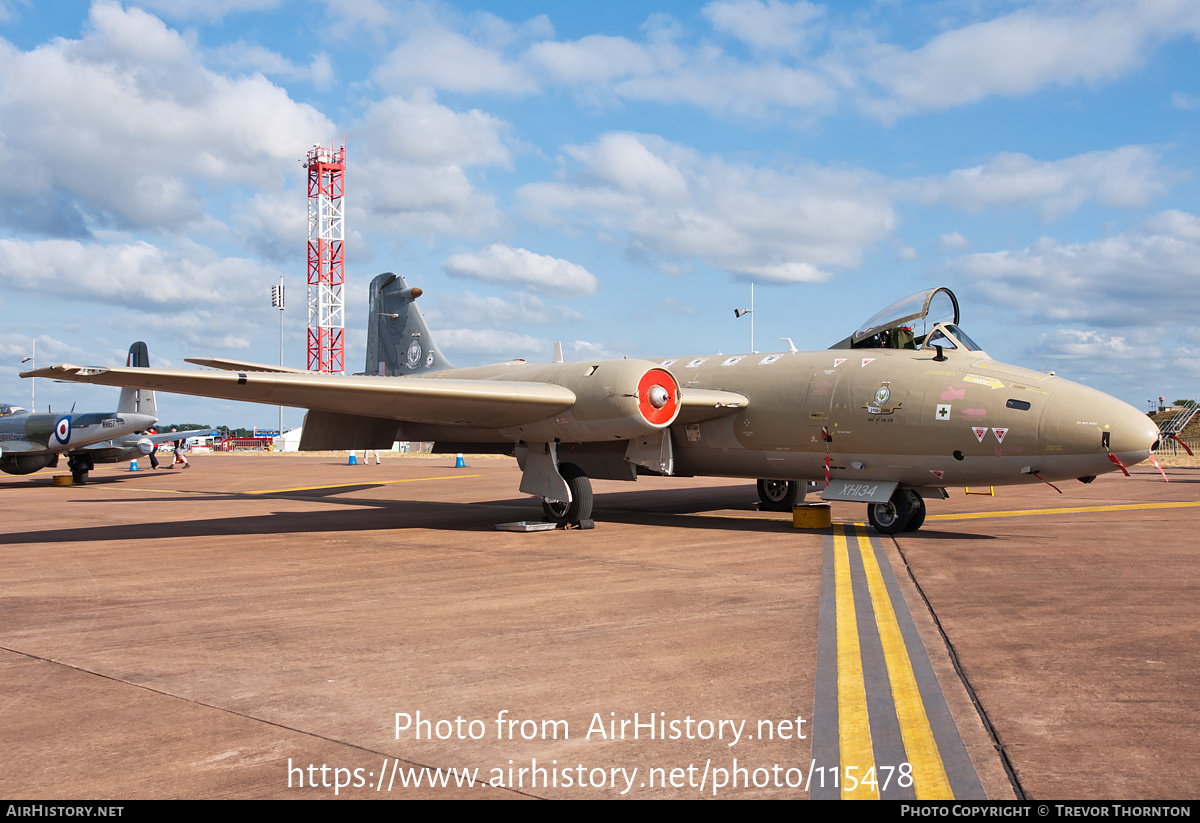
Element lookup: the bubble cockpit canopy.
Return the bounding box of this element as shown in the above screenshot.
[0,404,29,417]
[830,287,983,353]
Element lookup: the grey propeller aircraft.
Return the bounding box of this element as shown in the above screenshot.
[62,343,219,472]
[2,341,159,484]
[23,277,1160,532]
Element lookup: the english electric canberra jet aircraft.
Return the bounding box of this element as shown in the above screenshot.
[23,277,1159,532]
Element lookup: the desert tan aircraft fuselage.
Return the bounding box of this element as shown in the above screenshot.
[24,282,1159,533]
[429,343,1154,487]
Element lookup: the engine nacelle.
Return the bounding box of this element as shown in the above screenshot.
[0,453,57,475]
[496,359,680,443]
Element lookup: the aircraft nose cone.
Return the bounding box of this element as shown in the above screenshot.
[1109,402,1161,459]
[1044,380,1157,467]
[124,414,158,431]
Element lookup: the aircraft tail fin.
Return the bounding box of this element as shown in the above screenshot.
[117,341,157,418]
[364,272,454,376]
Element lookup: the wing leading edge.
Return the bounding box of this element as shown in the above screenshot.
[24,364,577,429]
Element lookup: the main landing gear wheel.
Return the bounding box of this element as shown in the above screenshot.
[541,462,594,528]
[757,479,803,512]
[867,489,925,535]
[902,491,926,532]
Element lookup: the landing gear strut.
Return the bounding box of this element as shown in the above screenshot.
[867,488,925,534]
[756,479,805,512]
[67,453,94,486]
[541,462,594,528]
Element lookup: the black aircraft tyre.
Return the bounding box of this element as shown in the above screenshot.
[757,478,802,511]
[902,490,926,532]
[867,489,913,535]
[67,453,93,486]
[541,462,594,526]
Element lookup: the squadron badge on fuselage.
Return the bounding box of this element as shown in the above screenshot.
[863,381,902,416]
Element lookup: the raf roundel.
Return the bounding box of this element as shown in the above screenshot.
[54,416,71,444]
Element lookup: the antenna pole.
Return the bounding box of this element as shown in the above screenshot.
[750,283,755,353]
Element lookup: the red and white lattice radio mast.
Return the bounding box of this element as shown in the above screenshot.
[305,143,346,372]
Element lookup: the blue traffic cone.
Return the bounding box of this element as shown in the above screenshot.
[454,453,466,468]
[129,459,139,471]
[348,452,358,465]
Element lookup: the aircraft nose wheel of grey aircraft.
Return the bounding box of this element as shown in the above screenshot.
[541,462,594,528]
[867,489,925,534]
[756,478,803,512]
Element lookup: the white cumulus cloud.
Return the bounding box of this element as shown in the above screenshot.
[702,0,825,53]
[0,1,333,236]
[437,328,546,358]
[858,0,1200,120]
[350,92,512,241]
[911,147,1174,221]
[0,237,279,309]
[518,132,893,283]
[950,210,1200,327]
[442,244,598,297]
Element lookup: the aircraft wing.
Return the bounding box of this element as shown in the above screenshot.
[142,429,221,443]
[80,429,221,450]
[76,429,221,462]
[0,438,47,455]
[24,365,577,429]
[184,357,308,374]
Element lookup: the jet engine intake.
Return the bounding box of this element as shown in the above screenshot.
[498,359,681,442]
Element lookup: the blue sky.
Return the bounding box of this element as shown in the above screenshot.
[1,0,1198,428]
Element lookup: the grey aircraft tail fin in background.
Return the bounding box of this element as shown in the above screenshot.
[117,341,157,418]
[364,272,454,376]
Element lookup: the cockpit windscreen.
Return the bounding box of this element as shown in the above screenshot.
[849,287,961,347]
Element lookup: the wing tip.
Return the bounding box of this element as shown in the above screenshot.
[21,364,83,378]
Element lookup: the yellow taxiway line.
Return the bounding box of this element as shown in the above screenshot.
[833,526,878,799]
[243,474,482,495]
[817,525,976,799]
[691,499,1200,527]
[109,474,483,496]
[925,500,1200,522]
[851,525,953,799]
